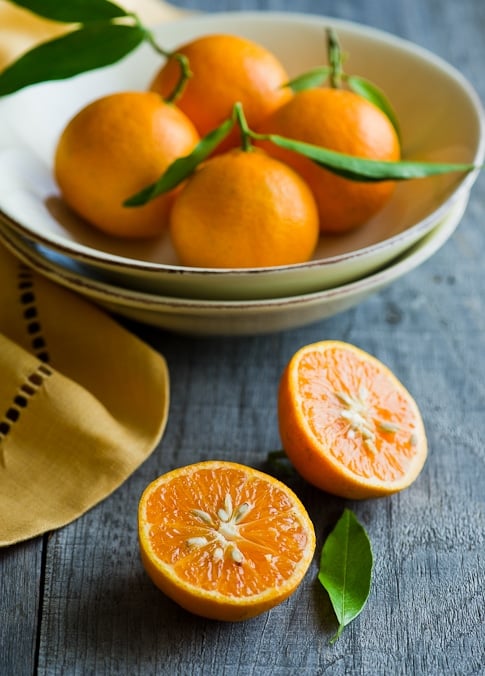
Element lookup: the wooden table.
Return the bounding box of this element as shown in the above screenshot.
[2,0,484,674]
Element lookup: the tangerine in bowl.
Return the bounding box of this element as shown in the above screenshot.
[0,12,482,300]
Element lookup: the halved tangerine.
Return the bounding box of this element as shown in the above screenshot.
[278,341,427,499]
[138,460,316,621]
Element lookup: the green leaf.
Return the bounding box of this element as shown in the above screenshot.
[346,74,401,140]
[264,133,476,182]
[7,0,128,22]
[318,509,373,642]
[124,117,235,207]
[0,23,146,96]
[264,450,298,479]
[284,66,331,93]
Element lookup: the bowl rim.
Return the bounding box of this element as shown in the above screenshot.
[0,191,468,310]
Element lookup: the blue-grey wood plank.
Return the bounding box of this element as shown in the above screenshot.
[0,537,43,676]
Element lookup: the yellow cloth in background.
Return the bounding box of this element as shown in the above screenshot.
[0,0,180,546]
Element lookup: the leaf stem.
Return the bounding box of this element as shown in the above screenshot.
[329,624,345,644]
[143,27,192,104]
[327,27,343,89]
[233,102,253,152]
[142,27,171,58]
[165,53,192,103]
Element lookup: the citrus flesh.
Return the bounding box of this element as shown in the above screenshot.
[138,460,316,621]
[278,341,427,499]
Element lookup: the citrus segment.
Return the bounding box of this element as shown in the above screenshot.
[138,460,316,621]
[258,88,401,233]
[169,148,319,268]
[278,341,427,499]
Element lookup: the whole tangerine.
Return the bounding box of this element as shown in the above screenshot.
[54,91,199,238]
[258,87,401,233]
[169,148,320,269]
[150,33,292,152]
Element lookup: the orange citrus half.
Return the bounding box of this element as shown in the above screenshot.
[138,460,316,621]
[278,341,427,499]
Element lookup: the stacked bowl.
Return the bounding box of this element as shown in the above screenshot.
[0,12,483,335]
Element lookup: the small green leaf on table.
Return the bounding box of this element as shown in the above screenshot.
[318,509,373,642]
[264,450,298,479]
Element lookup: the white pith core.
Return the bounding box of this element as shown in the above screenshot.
[186,493,252,564]
[336,387,400,454]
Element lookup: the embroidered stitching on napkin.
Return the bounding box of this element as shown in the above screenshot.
[0,244,170,546]
[0,360,52,449]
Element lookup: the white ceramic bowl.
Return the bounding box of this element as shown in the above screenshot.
[0,12,483,300]
[0,194,468,335]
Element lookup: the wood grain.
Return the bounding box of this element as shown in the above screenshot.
[0,537,43,675]
[2,0,485,674]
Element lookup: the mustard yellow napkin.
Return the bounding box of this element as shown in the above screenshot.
[0,243,170,547]
[0,0,178,546]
